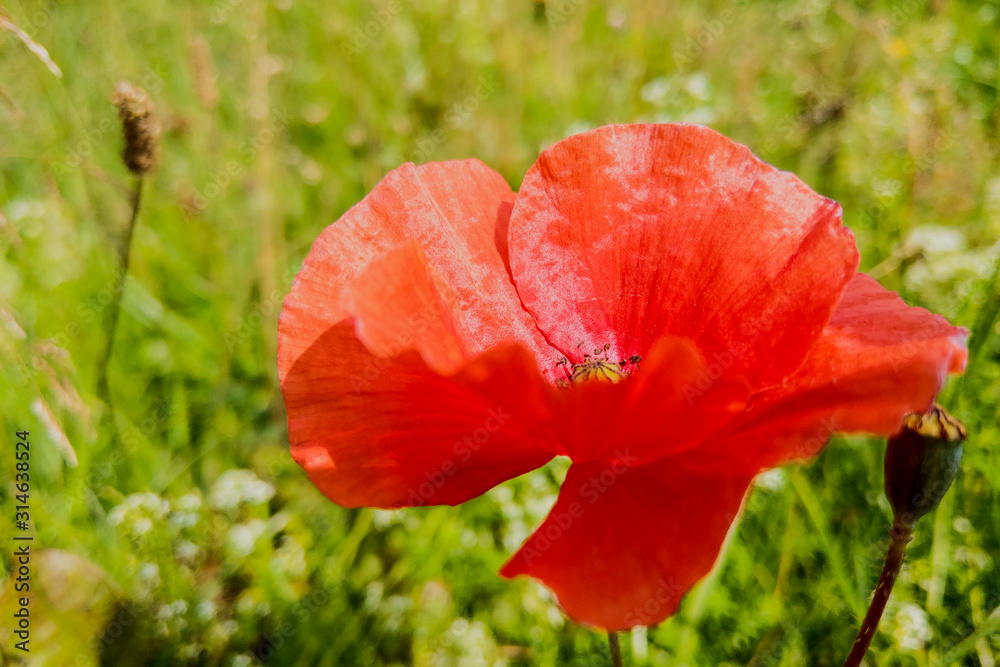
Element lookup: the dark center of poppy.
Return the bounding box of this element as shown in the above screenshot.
[555,343,641,387]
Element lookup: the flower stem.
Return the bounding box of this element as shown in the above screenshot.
[96,177,144,410]
[608,631,623,667]
[842,525,913,667]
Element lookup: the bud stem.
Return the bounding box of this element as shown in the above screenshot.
[608,631,623,667]
[842,526,912,667]
[96,177,145,410]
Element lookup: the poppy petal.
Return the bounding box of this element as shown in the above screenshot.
[284,320,557,508]
[278,159,557,384]
[500,454,755,630]
[507,123,859,385]
[344,240,474,375]
[705,273,969,473]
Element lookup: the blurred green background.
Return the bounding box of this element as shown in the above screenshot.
[1,0,999,665]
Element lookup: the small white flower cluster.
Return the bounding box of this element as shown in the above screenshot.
[901,225,1000,317]
[210,469,276,511]
[639,73,717,125]
[892,602,933,652]
[109,492,171,537]
[156,599,190,637]
[169,493,204,530]
[101,471,317,661]
[134,561,162,600]
[226,519,267,558]
[272,535,307,579]
[754,468,788,493]
[435,618,505,666]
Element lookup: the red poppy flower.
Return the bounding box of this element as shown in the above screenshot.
[278,124,967,630]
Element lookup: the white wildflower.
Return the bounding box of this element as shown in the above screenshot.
[226,519,266,558]
[755,468,788,492]
[210,470,275,511]
[893,603,932,652]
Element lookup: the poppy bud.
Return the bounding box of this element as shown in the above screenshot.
[112,81,160,176]
[884,403,966,532]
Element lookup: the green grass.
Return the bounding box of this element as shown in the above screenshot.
[1,0,999,665]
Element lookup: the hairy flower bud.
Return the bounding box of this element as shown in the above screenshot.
[884,403,966,531]
[113,81,160,176]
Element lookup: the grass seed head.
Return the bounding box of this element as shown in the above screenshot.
[113,81,161,176]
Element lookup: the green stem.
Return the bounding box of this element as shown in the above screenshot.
[937,608,1000,665]
[608,631,622,667]
[842,526,912,667]
[96,177,144,409]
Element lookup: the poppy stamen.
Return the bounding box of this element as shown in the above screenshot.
[554,345,641,387]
